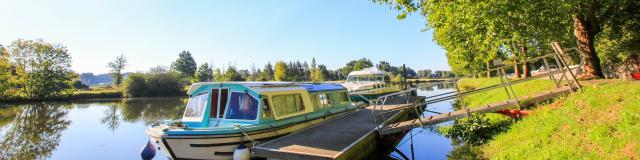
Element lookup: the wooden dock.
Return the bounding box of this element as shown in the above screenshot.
[378,86,573,135]
[252,96,419,160]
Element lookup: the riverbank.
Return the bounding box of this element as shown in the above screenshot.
[0,88,188,103]
[443,78,639,159]
[483,80,640,159]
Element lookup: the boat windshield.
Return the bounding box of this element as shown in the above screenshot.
[182,92,210,121]
[225,92,259,120]
[346,74,384,83]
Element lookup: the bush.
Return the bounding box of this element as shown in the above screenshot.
[72,80,90,90]
[122,71,183,97]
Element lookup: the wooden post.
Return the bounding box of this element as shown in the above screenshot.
[402,64,407,90]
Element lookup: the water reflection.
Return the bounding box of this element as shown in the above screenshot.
[0,97,186,160]
[0,104,71,159]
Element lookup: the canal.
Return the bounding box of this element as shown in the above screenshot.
[0,82,458,160]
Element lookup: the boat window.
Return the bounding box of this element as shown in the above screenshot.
[312,93,332,110]
[333,92,349,106]
[319,94,331,106]
[272,94,305,117]
[262,97,272,118]
[226,92,259,120]
[210,89,229,118]
[183,92,210,120]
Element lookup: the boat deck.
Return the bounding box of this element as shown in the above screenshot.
[252,96,416,160]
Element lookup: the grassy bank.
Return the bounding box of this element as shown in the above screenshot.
[482,81,640,159]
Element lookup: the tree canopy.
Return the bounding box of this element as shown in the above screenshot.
[171,51,197,81]
[374,0,640,79]
[107,54,127,86]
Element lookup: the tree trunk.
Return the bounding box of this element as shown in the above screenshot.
[520,46,531,78]
[573,15,604,79]
[513,58,521,79]
[487,61,492,78]
[522,61,531,78]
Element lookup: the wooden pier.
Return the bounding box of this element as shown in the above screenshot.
[252,96,420,160]
[379,86,573,135]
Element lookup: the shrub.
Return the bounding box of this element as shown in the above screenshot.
[122,71,183,97]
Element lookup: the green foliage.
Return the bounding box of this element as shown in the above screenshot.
[171,51,197,82]
[374,0,640,78]
[195,63,213,82]
[483,81,640,159]
[122,68,182,97]
[71,80,89,90]
[107,54,127,86]
[377,61,391,72]
[7,39,75,99]
[220,66,244,81]
[0,44,12,98]
[274,61,287,81]
[439,113,512,145]
[340,58,373,76]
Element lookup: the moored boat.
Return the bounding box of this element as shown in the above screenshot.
[146,82,357,160]
[341,67,401,103]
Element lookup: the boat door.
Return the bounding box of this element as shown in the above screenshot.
[210,88,229,125]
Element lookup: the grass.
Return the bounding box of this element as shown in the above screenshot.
[482,81,640,159]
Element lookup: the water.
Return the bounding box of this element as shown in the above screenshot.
[391,82,458,160]
[0,82,458,160]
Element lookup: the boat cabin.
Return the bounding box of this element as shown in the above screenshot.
[180,82,353,128]
[345,67,389,83]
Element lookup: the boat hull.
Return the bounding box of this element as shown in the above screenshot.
[148,111,352,160]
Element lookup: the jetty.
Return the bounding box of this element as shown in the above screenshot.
[253,91,422,160]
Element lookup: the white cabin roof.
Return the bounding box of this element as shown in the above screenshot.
[348,67,386,76]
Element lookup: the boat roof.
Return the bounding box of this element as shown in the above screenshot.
[301,83,346,92]
[187,82,345,95]
[348,67,386,76]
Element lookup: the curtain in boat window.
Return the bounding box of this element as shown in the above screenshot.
[184,92,210,119]
[226,92,259,120]
[272,94,305,117]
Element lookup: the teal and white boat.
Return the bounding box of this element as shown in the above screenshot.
[146,82,357,160]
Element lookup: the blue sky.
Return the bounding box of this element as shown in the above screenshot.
[0,0,448,74]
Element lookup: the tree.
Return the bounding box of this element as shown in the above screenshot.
[213,68,223,82]
[171,51,197,81]
[374,0,640,79]
[262,62,274,81]
[0,44,12,97]
[274,61,287,81]
[7,39,75,99]
[222,66,244,81]
[71,80,89,90]
[107,54,127,86]
[195,63,213,82]
[340,58,373,76]
[377,61,391,72]
[122,67,182,97]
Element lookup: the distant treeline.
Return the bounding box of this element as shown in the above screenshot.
[0,39,454,101]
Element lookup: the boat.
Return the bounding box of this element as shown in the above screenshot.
[146,82,358,160]
[341,67,401,103]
